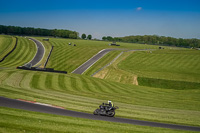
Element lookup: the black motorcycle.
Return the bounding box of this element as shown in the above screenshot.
[93,103,119,117]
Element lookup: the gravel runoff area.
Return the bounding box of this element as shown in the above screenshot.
[0,97,200,132]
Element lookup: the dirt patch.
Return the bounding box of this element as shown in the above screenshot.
[93,69,109,79]
[133,76,138,85]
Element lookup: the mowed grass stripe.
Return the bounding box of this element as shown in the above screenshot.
[2,71,25,88]
[0,37,36,67]
[0,38,26,66]
[1,38,28,66]
[31,73,43,90]
[58,74,69,91]
[38,74,47,90]
[0,36,16,60]
[20,72,34,89]
[0,72,10,84]
[45,74,54,90]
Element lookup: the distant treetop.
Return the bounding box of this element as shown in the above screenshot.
[102,35,200,48]
[0,25,79,39]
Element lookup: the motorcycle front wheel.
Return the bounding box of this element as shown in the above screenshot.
[108,111,115,117]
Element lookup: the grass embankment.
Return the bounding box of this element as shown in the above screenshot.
[94,49,200,88]
[1,107,195,133]
[0,69,200,126]
[0,37,36,67]
[118,49,200,89]
[93,51,139,85]
[119,50,200,82]
[0,35,16,60]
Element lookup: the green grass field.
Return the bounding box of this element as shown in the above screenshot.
[118,50,200,83]
[0,69,200,127]
[1,107,195,133]
[0,36,36,68]
[0,35,200,132]
[41,38,161,72]
[93,49,200,89]
[0,35,16,60]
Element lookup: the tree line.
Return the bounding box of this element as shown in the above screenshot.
[0,25,78,39]
[102,35,200,48]
[81,33,92,40]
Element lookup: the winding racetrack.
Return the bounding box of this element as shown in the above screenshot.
[0,97,200,132]
[27,38,44,66]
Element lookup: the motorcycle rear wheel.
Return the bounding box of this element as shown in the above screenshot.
[93,109,99,115]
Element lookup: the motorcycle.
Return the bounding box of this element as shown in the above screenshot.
[93,103,119,117]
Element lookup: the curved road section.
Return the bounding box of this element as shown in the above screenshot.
[27,38,44,66]
[0,97,200,132]
[72,49,115,74]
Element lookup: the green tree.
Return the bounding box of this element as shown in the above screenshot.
[87,34,92,40]
[81,34,86,39]
[106,36,113,41]
[102,36,107,41]
[69,33,77,39]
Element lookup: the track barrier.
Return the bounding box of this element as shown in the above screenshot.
[17,66,67,74]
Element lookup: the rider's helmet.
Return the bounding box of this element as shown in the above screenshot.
[108,100,111,104]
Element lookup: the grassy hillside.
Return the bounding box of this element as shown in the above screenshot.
[0,36,199,132]
[0,35,16,60]
[42,38,161,72]
[118,50,200,82]
[0,37,36,68]
[0,69,200,126]
[93,49,200,89]
[0,107,195,133]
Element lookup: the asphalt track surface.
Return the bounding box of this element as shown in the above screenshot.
[27,38,44,66]
[0,97,200,132]
[72,49,116,74]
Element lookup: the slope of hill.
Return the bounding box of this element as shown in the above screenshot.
[43,38,164,72]
[0,35,200,132]
[0,36,36,67]
[0,35,16,61]
[0,69,200,127]
[93,49,200,89]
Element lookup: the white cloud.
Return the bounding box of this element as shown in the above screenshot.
[136,7,142,11]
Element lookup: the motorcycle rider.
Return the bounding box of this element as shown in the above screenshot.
[106,100,114,111]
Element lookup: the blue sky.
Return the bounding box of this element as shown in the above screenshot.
[0,0,200,39]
